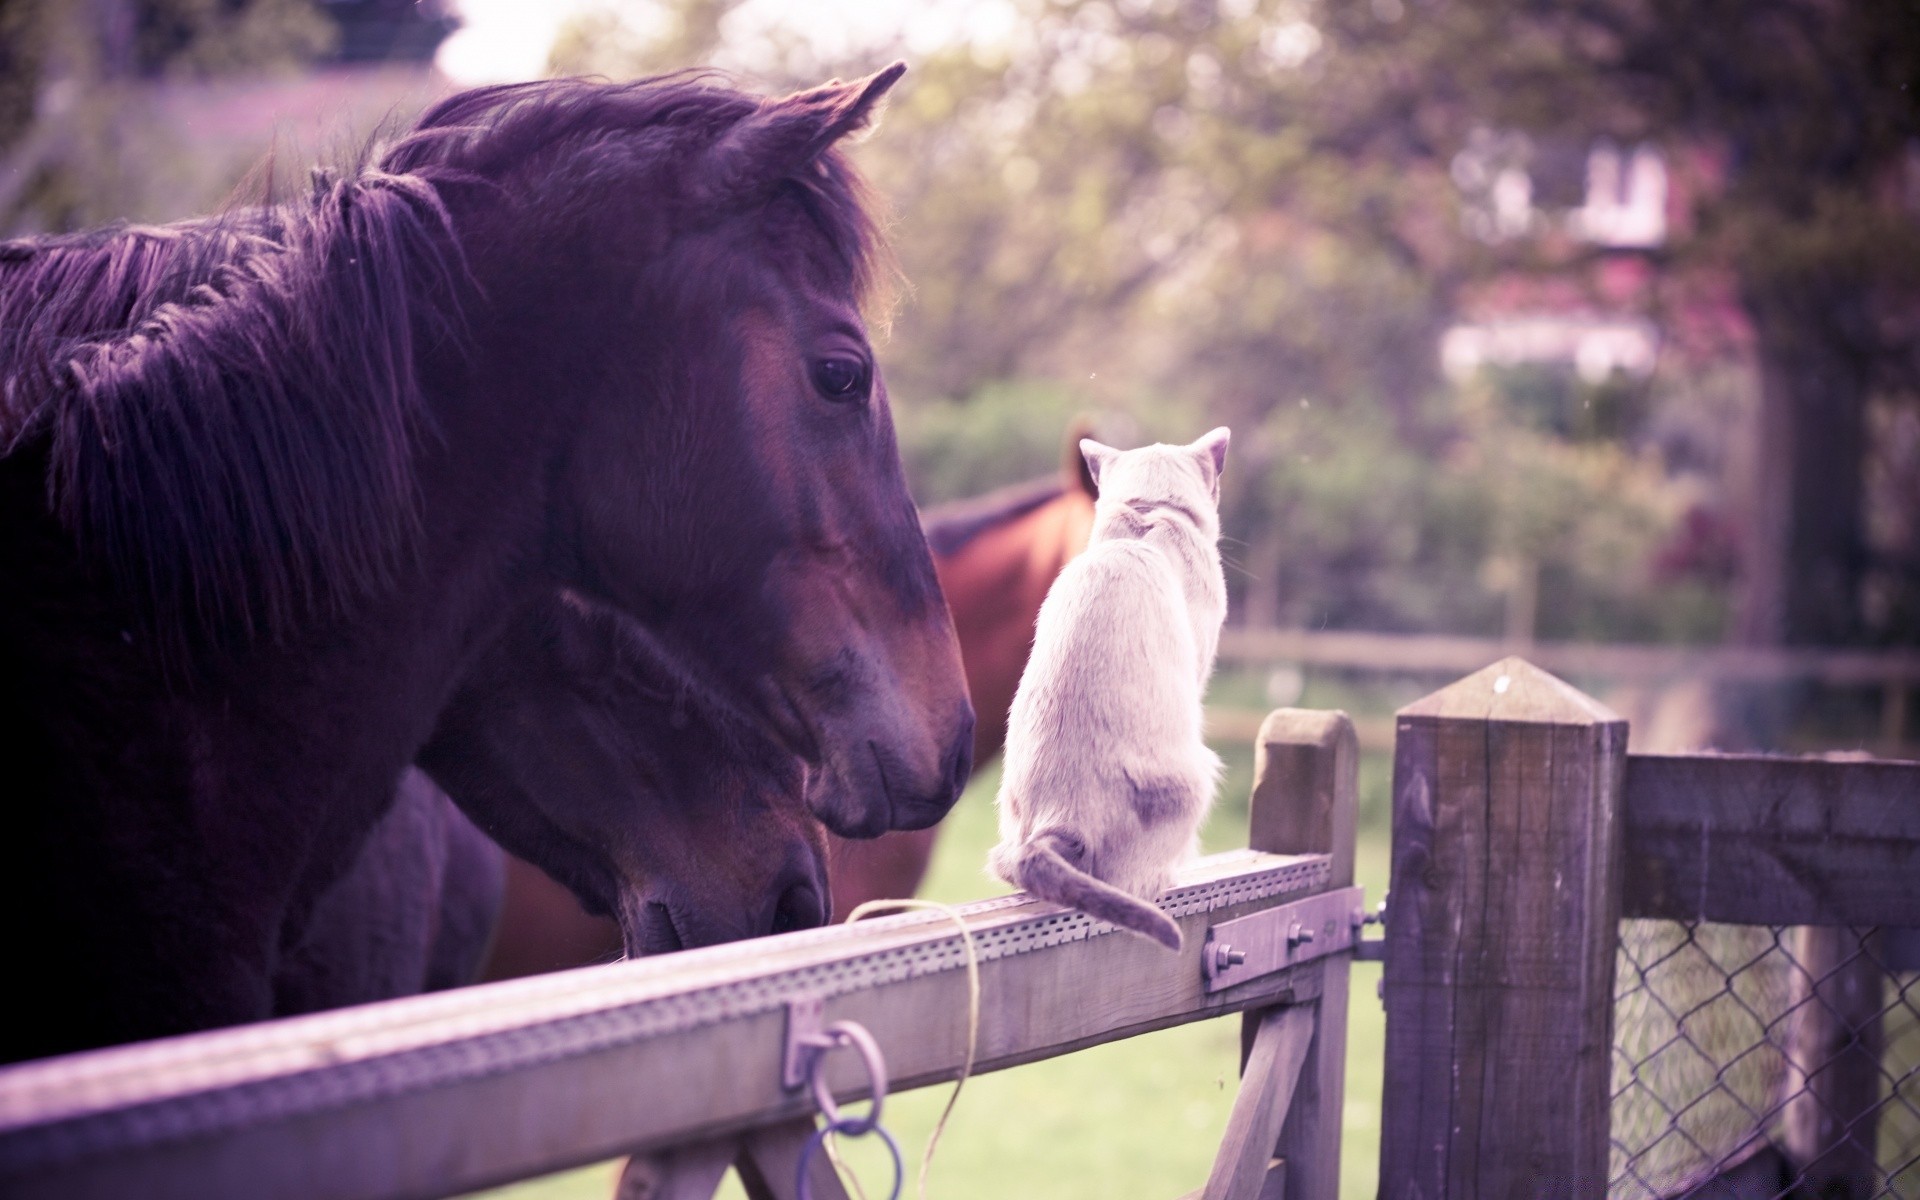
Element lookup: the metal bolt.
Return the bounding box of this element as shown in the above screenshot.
[1287,922,1315,947]
[1210,942,1248,973]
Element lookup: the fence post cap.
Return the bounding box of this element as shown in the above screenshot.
[1397,655,1624,725]
[1254,707,1357,752]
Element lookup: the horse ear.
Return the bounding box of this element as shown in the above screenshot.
[1080,438,1118,491]
[1062,414,1100,497]
[702,62,907,204]
[1192,426,1231,496]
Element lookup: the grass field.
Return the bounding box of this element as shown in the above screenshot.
[465,697,1396,1200]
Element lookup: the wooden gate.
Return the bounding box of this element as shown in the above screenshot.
[0,712,1364,1200]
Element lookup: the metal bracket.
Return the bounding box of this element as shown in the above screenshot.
[1202,885,1367,993]
[781,995,826,1091]
[1353,891,1388,962]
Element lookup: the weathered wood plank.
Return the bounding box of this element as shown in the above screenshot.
[1202,1004,1315,1200]
[616,1138,735,1200]
[1243,708,1357,1200]
[0,849,1333,1200]
[1781,928,1885,1199]
[1379,658,1627,1199]
[734,1120,849,1200]
[1622,753,1920,925]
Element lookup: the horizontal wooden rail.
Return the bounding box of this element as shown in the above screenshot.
[1621,752,1920,925]
[1219,627,1920,687]
[1205,707,1396,753]
[0,849,1337,1200]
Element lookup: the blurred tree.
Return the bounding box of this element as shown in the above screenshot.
[548,0,1750,643]
[0,0,452,233]
[1286,0,1920,741]
[566,1,1916,700]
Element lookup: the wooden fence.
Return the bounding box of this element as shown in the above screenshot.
[5,655,1914,1199]
[1379,656,1920,1198]
[0,711,1365,1200]
[1217,627,1920,749]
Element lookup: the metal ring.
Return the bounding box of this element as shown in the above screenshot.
[805,1020,888,1135]
[795,1119,903,1200]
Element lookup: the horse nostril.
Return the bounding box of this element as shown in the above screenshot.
[770,883,824,935]
[945,722,974,798]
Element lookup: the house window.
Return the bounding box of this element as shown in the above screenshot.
[1569,142,1667,248]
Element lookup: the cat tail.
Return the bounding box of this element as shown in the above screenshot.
[1015,833,1183,951]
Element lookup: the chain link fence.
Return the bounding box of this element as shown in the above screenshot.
[1611,920,1920,1199]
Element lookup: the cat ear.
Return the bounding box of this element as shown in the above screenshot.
[1192,427,1230,498]
[1079,438,1118,491]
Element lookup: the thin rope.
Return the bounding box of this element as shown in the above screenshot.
[830,898,982,1200]
[822,1133,869,1200]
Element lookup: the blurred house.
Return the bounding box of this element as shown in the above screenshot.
[1441,137,1749,388]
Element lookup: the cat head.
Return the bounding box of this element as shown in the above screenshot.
[1080,427,1231,538]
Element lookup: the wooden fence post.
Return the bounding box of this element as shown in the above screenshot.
[1782,927,1886,1199]
[1378,658,1628,1198]
[1231,707,1358,1200]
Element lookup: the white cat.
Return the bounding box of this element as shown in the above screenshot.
[987,428,1230,951]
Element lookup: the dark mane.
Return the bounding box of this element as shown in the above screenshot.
[0,171,461,656]
[0,72,887,657]
[382,74,890,303]
[922,476,1070,557]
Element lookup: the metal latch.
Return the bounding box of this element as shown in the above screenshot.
[1202,885,1368,993]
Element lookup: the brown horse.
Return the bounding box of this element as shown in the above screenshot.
[479,429,1098,979]
[0,69,971,1061]
[273,767,507,1014]
[276,589,827,1013]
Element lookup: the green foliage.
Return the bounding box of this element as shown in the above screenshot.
[1482,364,1651,444]
[0,0,335,232]
[0,3,42,152]
[129,0,335,78]
[894,379,1098,504]
[1230,381,1725,640]
[542,0,1807,647]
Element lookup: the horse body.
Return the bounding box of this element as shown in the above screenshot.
[3,384,562,1053]
[275,768,505,1015]
[0,69,970,1062]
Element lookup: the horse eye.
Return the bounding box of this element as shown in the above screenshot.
[810,356,870,402]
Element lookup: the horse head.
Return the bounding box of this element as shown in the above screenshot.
[406,67,972,839]
[421,592,830,956]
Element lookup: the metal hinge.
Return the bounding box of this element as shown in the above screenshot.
[1201,885,1381,993]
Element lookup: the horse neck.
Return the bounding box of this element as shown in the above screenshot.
[933,489,1095,764]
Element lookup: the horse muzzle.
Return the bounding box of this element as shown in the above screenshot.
[809,702,973,838]
[616,847,830,957]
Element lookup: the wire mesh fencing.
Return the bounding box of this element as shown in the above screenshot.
[1611,919,1920,1199]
